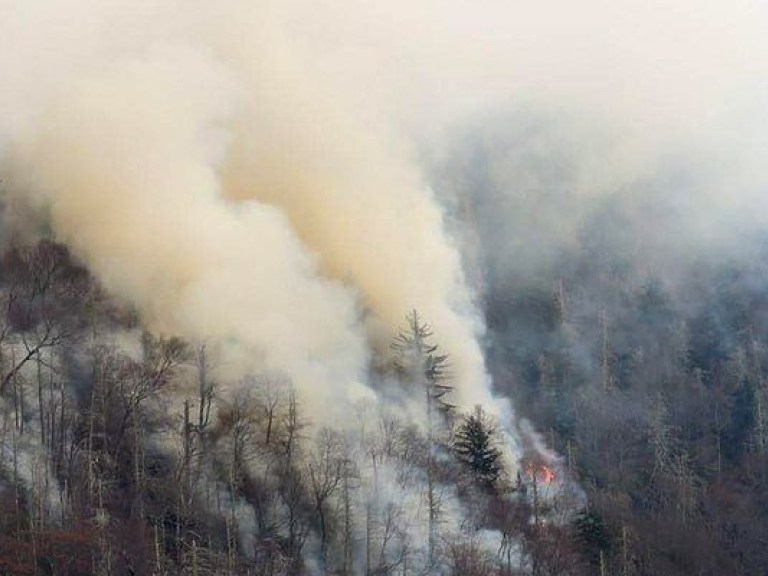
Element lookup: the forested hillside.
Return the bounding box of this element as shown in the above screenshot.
[428,118,768,575]
[457,168,768,574]
[2,0,768,574]
[489,246,768,575]
[0,240,582,575]
[7,219,768,576]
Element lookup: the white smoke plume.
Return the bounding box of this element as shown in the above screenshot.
[1,0,767,427]
[0,0,486,425]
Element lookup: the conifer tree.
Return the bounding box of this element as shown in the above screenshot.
[391,309,453,415]
[454,405,503,489]
[391,310,453,568]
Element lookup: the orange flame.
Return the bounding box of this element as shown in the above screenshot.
[540,465,556,484]
[526,463,556,484]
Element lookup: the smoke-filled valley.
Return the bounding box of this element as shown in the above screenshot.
[1,0,768,574]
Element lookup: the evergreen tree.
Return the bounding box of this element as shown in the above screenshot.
[391,310,453,568]
[391,309,454,414]
[574,508,612,568]
[454,406,503,489]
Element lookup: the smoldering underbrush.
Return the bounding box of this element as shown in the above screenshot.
[0,239,580,575]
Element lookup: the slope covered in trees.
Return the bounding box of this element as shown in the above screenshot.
[477,211,768,575]
[6,218,768,576]
[0,239,584,575]
[426,110,768,575]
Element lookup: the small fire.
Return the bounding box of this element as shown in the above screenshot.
[526,463,556,485]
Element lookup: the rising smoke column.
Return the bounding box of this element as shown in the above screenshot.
[0,0,498,427]
[1,0,767,428]
[5,44,375,421]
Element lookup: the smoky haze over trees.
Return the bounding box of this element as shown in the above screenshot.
[6,131,768,574]
[2,0,768,574]
[0,242,582,574]
[433,112,768,575]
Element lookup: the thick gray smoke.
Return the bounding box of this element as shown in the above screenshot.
[1,0,767,429]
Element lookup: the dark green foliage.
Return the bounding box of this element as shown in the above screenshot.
[728,376,757,460]
[454,406,503,489]
[573,509,611,565]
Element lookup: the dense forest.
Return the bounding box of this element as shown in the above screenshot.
[0,239,581,575]
[440,125,768,574]
[2,1,767,574]
[5,213,768,575]
[488,243,768,575]
[431,121,768,575]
